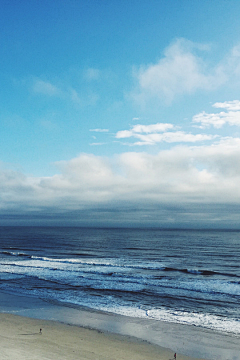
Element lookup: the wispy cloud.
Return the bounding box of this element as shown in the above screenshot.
[90,129,109,132]
[69,88,99,106]
[32,79,61,96]
[84,68,101,81]
[31,76,100,107]
[130,132,216,146]
[116,122,215,145]
[117,123,175,136]
[90,142,107,146]
[192,101,240,128]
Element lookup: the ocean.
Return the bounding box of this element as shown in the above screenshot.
[0,226,239,337]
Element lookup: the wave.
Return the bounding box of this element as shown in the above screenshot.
[163,267,240,278]
[2,247,21,251]
[1,278,239,337]
[2,253,239,280]
[61,296,240,336]
[1,251,31,258]
[1,261,239,298]
[145,308,240,336]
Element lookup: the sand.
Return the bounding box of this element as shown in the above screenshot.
[0,313,203,360]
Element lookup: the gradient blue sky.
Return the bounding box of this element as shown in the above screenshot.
[1,0,240,227]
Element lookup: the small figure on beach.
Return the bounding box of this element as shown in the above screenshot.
[39,328,42,334]
[174,353,176,359]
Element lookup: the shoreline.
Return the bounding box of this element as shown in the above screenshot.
[0,290,239,360]
[0,312,199,360]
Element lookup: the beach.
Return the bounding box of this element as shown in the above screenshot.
[0,312,200,360]
[0,291,240,360]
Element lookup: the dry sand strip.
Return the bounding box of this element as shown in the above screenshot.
[0,313,205,360]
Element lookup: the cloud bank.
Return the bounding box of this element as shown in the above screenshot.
[1,135,240,227]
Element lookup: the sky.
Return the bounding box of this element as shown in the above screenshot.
[1,0,240,228]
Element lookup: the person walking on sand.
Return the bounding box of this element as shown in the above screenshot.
[174,353,176,359]
[39,328,42,334]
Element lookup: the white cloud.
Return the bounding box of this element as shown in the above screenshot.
[192,101,240,128]
[213,100,240,111]
[131,38,226,104]
[116,122,215,145]
[116,123,174,139]
[131,39,240,105]
[133,123,175,133]
[53,139,240,205]
[131,132,216,146]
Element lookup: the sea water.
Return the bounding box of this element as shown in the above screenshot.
[0,227,239,337]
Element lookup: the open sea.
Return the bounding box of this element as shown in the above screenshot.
[0,226,239,337]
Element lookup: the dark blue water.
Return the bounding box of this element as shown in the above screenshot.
[0,227,239,335]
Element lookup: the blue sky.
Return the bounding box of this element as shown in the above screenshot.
[1,0,240,227]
